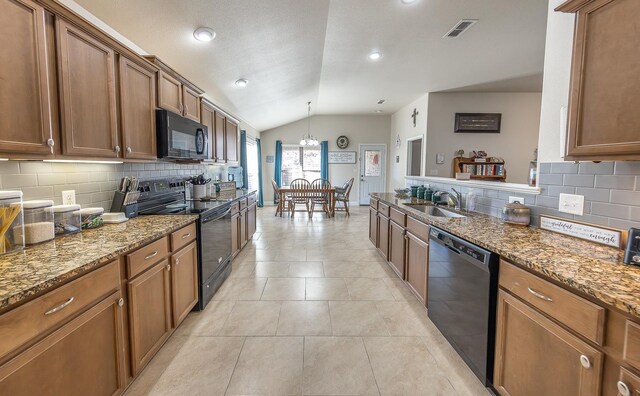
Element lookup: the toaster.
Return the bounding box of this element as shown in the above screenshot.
[624,227,640,265]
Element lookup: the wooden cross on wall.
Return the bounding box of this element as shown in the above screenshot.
[411,108,419,127]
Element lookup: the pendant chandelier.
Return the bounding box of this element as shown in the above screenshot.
[300,101,319,146]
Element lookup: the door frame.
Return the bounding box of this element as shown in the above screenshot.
[406,134,424,177]
[358,143,387,205]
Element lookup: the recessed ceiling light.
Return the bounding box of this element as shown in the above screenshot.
[235,79,248,88]
[193,27,216,42]
[374,110,384,113]
[368,51,382,61]
[401,0,417,4]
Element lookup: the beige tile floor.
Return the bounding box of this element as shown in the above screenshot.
[125,206,492,396]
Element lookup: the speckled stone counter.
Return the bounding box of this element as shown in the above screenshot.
[0,215,198,311]
[371,193,640,319]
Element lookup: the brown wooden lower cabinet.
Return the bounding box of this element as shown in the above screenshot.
[0,291,126,396]
[405,231,428,305]
[247,203,257,238]
[377,214,389,260]
[240,208,248,247]
[618,367,640,396]
[369,207,378,246]
[170,241,198,328]
[493,290,603,396]
[388,220,406,279]
[127,259,172,376]
[231,212,240,257]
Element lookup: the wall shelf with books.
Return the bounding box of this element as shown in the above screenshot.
[453,156,507,182]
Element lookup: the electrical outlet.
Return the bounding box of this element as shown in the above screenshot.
[509,196,525,204]
[559,193,584,215]
[62,190,76,205]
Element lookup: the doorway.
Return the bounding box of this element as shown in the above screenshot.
[407,136,423,176]
[358,144,387,205]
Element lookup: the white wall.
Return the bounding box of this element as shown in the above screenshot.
[388,94,429,190]
[261,115,391,203]
[537,0,576,162]
[426,92,542,184]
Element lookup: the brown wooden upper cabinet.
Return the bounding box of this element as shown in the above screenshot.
[0,0,54,157]
[56,19,120,158]
[225,118,239,163]
[201,100,216,161]
[118,56,157,160]
[215,111,227,163]
[557,0,640,161]
[144,56,203,122]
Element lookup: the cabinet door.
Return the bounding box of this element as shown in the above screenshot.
[562,0,640,160]
[201,102,216,161]
[119,56,156,160]
[378,215,389,260]
[128,260,171,376]
[171,242,198,328]
[225,118,238,162]
[214,112,226,163]
[231,213,240,257]
[406,231,428,305]
[618,367,640,396]
[0,291,126,396]
[240,209,248,247]
[247,204,257,239]
[157,71,182,115]
[388,221,406,279]
[0,0,53,156]
[494,290,603,396]
[182,85,200,122]
[56,19,119,158]
[369,208,378,246]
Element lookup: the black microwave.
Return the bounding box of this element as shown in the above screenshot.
[156,109,208,160]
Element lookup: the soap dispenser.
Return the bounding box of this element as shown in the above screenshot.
[624,228,640,266]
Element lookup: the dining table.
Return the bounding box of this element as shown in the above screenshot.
[278,186,337,217]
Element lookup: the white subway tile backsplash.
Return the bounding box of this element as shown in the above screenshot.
[610,190,640,206]
[594,175,636,190]
[37,173,68,186]
[19,162,51,174]
[1,174,38,188]
[0,162,20,174]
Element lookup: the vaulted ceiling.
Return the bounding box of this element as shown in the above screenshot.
[72,0,549,131]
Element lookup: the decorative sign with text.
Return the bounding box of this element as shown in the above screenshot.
[328,151,357,164]
[539,215,622,248]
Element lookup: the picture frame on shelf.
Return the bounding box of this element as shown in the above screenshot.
[454,113,502,133]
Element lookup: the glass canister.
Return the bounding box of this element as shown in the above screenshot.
[52,204,82,235]
[410,186,419,198]
[0,191,24,254]
[417,186,426,200]
[79,207,104,229]
[22,200,55,245]
[423,188,433,202]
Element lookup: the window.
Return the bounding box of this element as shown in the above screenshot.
[281,145,321,185]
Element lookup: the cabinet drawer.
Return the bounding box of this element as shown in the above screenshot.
[370,199,378,210]
[248,193,257,206]
[406,217,429,242]
[239,198,248,210]
[126,237,169,279]
[231,202,240,215]
[0,260,120,361]
[170,222,196,252]
[499,260,605,344]
[378,202,390,217]
[390,207,406,226]
[619,367,640,396]
[624,320,640,372]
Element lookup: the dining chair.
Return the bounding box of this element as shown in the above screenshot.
[334,177,354,216]
[289,178,311,216]
[271,178,291,216]
[310,178,332,217]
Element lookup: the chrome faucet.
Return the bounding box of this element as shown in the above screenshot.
[433,188,462,210]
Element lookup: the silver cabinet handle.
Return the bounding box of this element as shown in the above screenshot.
[617,381,631,396]
[114,145,121,154]
[579,355,591,369]
[527,287,553,302]
[126,146,132,154]
[47,138,55,147]
[144,251,158,260]
[218,257,223,263]
[118,298,124,307]
[181,233,191,239]
[44,297,74,315]
[184,104,189,114]
[166,264,171,272]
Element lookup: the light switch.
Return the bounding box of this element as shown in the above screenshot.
[559,193,584,215]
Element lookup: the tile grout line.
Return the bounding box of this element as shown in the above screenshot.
[360,337,383,396]
[223,336,247,396]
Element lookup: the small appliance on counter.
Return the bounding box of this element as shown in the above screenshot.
[0,191,24,255]
[111,176,140,218]
[624,227,640,266]
[501,201,531,226]
[227,166,243,189]
[156,109,208,160]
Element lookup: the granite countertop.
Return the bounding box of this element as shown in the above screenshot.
[0,215,199,311]
[371,193,640,319]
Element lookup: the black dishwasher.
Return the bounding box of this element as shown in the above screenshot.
[428,226,499,388]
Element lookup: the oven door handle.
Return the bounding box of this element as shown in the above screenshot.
[202,208,232,223]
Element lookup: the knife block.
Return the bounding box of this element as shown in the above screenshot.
[110,191,138,218]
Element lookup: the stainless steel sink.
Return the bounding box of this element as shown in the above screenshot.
[403,204,466,218]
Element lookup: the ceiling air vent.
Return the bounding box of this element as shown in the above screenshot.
[443,19,478,38]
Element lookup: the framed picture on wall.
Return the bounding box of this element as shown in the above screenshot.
[454,113,501,133]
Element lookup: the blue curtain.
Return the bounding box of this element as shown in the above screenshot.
[240,130,248,189]
[320,140,329,180]
[256,138,264,207]
[274,140,283,204]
